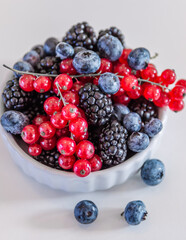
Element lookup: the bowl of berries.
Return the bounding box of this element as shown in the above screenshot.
[0,22,185,192]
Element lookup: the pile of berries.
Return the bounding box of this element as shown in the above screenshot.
[1,22,185,178]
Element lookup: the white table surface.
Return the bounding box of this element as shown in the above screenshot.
[0,0,186,239]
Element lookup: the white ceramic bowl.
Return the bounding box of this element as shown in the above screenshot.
[0,73,167,192]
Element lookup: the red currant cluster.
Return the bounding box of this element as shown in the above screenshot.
[19,72,102,177]
[111,49,185,112]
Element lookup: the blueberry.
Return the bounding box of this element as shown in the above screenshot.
[43,37,59,56]
[127,48,150,70]
[13,61,34,77]
[74,200,98,224]
[56,42,74,60]
[23,50,40,67]
[1,111,29,135]
[73,50,101,74]
[74,46,86,55]
[112,104,130,122]
[123,112,142,132]
[122,200,148,225]
[144,118,163,138]
[98,72,120,94]
[97,35,123,61]
[141,159,165,186]
[127,132,149,152]
[32,45,45,58]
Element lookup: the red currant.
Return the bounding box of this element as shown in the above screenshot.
[38,121,56,139]
[119,49,132,63]
[143,85,161,101]
[170,86,185,100]
[53,74,73,94]
[57,137,76,156]
[127,85,142,99]
[28,143,42,156]
[39,136,56,150]
[176,79,186,88]
[21,125,39,144]
[19,74,36,92]
[113,62,131,76]
[112,93,130,105]
[44,96,63,115]
[62,91,79,106]
[50,112,67,129]
[77,108,86,120]
[169,99,184,112]
[141,82,151,95]
[71,81,84,93]
[97,58,113,73]
[161,69,176,85]
[76,140,95,159]
[73,159,91,177]
[61,104,79,120]
[55,127,70,138]
[69,117,88,137]
[140,64,157,82]
[121,75,138,91]
[78,76,94,83]
[33,76,52,93]
[72,131,89,143]
[60,58,77,75]
[113,86,125,97]
[153,75,162,83]
[93,77,99,85]
[32,115,48,126]
[89,154,102,172]
[58,155,76,170]
[154,91,170,107]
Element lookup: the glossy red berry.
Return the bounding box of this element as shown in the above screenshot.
[112,93,131,105]
[93,77,99,85]
[77,108,86,120]
[141,82,151,95]
[73,159,91,177]
[38,121,56,139]
[61,104,79,120]
[71,81,84,93]
[44,96,63,115]
[39,136,56,150]
[32,115,48,126]
[33,76,52,93]
[176,79,186,88]
[72,131,89,143]
[153,75,162,83]
[50,112,67,129]
[60,58,77,75]
[169,99,184,112]
[57,137,76,156]
[161,69,176,85]
[97,58,113,73]
[21,125,39,144]
[28,143,42,156]
[55,127,70,138]
[170,86,185,100]
[69,117,88,137]
[127,85,142,99]
[143,85,161,101]
[53,74,73,94]
[140,64,157,82]
[119,49,132,63]
[154,91,170,107]
[62,91,79,106]
[113,62,131,76]
[121,75,138,91]
[19,74,36,92]
[89,154,102,172]
[58,155,76,170]
[113,86,125,97]
[76,140,95,159]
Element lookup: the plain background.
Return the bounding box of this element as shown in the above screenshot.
[0,0,186,239]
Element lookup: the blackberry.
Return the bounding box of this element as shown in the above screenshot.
[128,97,158,124]
[35,56,61,74]
[34,90,55,107]
[88,125,103,153]
[34,148,61,170]
[98,26,125,47]
[79,83,114,126]
[23,105,45,122]
[62,22,97,50]
[99,120,128,167]
[2,78,33,110]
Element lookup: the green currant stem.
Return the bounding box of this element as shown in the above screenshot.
[55,82,66,106]
[150,52,159,59]
[138,78,169,91]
